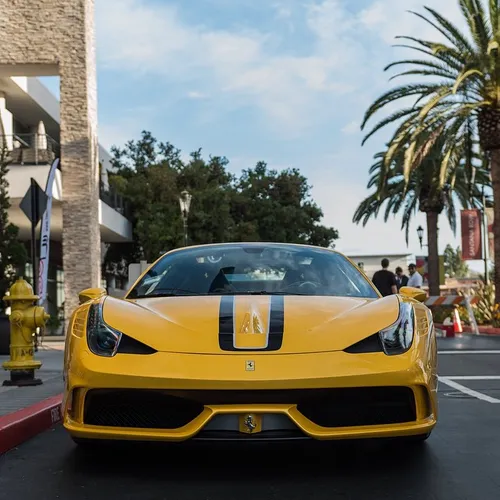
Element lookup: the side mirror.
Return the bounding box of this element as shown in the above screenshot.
[399,286,427,303]
[79,287,107,305]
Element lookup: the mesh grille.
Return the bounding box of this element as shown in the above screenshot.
[84,389,205,429]
[83,387,416,430]
[297,386,416,428]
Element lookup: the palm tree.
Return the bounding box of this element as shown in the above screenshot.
[353,136,490,295]
[360,1,500,299]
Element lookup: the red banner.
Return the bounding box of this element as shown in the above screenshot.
[461,209,482,260]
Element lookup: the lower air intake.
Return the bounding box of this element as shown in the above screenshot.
[83,389,204,429]
[296,386,416,428]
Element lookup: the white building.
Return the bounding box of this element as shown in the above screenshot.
[0,76,133,328]
[348,253,415,279]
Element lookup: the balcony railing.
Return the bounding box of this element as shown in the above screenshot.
[1,133,131,220]
[1,133,60,165]
[100,181,131,219]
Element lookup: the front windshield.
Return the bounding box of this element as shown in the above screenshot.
[126,244,379,299]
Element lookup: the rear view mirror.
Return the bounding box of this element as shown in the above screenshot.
[79,287,107,304]
[399,286,427,303]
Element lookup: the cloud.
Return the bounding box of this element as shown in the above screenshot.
[341,120,360,135]
[359,0,466,45]
[93,0,473,259]
[95,0,373,135]
[187,91,208,99]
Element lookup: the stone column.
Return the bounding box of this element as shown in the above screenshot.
[0,0,101,330]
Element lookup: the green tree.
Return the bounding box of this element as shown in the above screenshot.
[0,143,27,312]
[443,244,470,278]
[177,150,235,246]
[104,131,184,268]
[104,133,339,275]
[106,132,236,265]
[231,161,338,247]
[358,0,500,297]
[353,136,489,294]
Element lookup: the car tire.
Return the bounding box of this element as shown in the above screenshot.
[72,436,128,452]
[400,432,431,443]
[72,436,95,446]
[71,436,109,451]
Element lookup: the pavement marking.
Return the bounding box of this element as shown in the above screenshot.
[438,350,500,354]
[438,376,500,403]
[445,376,500,380]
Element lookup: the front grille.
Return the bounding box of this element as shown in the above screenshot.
[83,387,416,430]
[84,389,205,429]
[296,386,416,428]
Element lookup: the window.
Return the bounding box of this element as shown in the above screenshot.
[127,244,378,299]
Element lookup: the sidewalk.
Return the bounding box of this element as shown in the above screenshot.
[0,343,64,454]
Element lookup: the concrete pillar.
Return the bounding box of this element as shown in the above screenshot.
[0,0,101,330]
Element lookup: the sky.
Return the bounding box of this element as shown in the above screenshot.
[41,0,485,268]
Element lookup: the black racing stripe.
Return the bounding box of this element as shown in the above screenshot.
[218,295,285,352]
[267,295,284,351]
[218,295,235,350]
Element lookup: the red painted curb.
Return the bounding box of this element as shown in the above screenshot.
[0,393,63,455]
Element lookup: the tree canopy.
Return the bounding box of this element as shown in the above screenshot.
[0,144,27,312]
[358,0,500,299]
[103,131,338,274]
[443,244,470,278]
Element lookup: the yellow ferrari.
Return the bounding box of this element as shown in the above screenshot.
[62,242,438,447]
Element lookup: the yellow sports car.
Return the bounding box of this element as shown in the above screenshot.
[62,242,438,447]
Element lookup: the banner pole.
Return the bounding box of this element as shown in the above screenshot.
[37,158,60,308]
[482,187,489,285]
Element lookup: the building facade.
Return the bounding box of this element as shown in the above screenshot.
[0,76,132,333]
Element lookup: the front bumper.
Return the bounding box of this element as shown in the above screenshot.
[63,344,437,442]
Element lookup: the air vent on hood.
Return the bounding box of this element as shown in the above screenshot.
[344,334,383,354]
[117,334,157,355]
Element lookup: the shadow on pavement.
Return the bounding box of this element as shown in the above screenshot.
[67,436,434,481]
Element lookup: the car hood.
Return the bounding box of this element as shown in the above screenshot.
[102,294,401,354]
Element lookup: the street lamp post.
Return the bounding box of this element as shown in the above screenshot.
[417,225,424,249]
[179,190,192,246]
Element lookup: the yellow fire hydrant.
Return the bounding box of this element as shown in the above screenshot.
[2,278,50,387]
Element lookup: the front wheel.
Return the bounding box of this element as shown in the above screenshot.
[71,436,116,452]
[397,432,431,443]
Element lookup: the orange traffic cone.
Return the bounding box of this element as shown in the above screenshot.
[452,308,463,336]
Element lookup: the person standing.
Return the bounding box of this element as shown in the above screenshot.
[407,263,423,288]
[395,266,409,290]
[372,258,398,296]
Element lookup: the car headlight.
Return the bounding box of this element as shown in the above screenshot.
[87,298,122,357]
[378,301,414,355]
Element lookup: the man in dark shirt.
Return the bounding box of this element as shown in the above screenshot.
[395,266,409,290]
[372,258,398,296]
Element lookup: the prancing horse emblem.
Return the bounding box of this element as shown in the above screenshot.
[244,414,257,433]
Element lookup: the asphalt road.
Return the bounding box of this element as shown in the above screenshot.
[1,335,500,500]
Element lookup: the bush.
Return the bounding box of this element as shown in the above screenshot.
[461,283,494,324]
[430,306,453,324]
